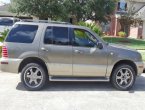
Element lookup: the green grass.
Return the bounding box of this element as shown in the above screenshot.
[103,37,145,50]
[139,52,145,61]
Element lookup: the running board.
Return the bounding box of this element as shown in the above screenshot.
[49,76,110,82]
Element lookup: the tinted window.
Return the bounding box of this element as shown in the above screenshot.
[44,27,53,44]
[44,26,69,45]
[0,18,13,26]
[73,29,96,47]
[6,24,38,43]
[53,27,69,45]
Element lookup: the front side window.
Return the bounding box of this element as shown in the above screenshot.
[6,24,38,43]
[44,26,69,45]
[73,29,96,47]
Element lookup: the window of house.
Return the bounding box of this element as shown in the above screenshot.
[118,1,127,11]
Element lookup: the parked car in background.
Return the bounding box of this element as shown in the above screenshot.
[0,17,20,36]
[0,20,144,91]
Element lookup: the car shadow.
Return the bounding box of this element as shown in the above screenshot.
[16,75,145,93]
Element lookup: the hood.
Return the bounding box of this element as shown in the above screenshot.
[107,43,142,62]
[108,43,137,52]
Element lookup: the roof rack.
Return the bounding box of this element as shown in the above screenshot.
[20,19,71,24]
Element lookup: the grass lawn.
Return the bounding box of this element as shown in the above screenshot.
[140,52,145,61]
[103,37,145,50]
[103,37,145,61]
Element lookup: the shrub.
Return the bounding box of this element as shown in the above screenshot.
[0,29,9,42]
[118,31,126,37]
[78,21,103,37]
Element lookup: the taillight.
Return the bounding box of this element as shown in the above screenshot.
[2,46,8,58]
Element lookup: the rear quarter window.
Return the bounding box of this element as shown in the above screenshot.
[5,24,38,43]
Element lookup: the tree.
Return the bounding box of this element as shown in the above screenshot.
[62,0,117,23]
[62,0,87,22]
[86,0,117,23]
[10,0,63,20]
[10,0,117,23]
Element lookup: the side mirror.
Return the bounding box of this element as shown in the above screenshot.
[96,42,103,49]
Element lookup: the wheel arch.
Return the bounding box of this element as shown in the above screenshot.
[18,57,48,74]
[111,60,137,78]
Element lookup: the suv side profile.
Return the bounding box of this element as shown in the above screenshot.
[0,21,144,91]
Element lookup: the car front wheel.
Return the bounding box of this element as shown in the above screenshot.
[111,64,136,91]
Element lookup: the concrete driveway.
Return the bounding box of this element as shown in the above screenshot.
[0,72,145,110]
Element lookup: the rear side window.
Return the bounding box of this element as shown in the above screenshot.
[6,24,38,43]
[44,27,53,44]
[44,26,70,45]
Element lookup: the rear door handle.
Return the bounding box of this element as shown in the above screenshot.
[41,47,48,52]
[74,50,83,54]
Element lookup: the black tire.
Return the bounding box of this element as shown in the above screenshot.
[21,63,48,91]
[111,64,136,91]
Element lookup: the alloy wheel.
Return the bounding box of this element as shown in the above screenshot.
[24,66,43,88]
[116,68,133,89]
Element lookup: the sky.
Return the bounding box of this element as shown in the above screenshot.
[0,0,10,3]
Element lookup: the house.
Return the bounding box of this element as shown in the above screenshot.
[126,0,145,39]
[0,3,15,17]
[109,0,145,39]
[0,3,31,19]
[109,0,128,37]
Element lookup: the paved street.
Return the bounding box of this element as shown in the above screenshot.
[0,72,145,110]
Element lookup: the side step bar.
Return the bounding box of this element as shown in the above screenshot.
[49,76,110,82]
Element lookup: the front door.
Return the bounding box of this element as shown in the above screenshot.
[39,26,72,76]
[71,28,108,77]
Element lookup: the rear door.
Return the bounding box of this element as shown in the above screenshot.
[39,26,73,76]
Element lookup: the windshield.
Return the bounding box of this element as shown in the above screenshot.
[0,18,13,26]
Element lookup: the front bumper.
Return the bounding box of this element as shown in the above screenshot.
[0,58,22,73]
[135,61,144,76]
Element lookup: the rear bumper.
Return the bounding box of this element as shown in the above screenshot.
[135,61,144,76]
[0,58,22,73]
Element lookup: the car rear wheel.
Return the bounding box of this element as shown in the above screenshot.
[21,63,48,91]
[111,64,136,91]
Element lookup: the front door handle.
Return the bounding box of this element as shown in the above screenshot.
[74,50,83,54]
[41,47,48,52]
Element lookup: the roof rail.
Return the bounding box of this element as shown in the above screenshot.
[20,19,71,24]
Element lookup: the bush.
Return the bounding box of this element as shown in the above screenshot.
[118,31,126,37]
[78,21,103,37]
[0,29,9,42]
